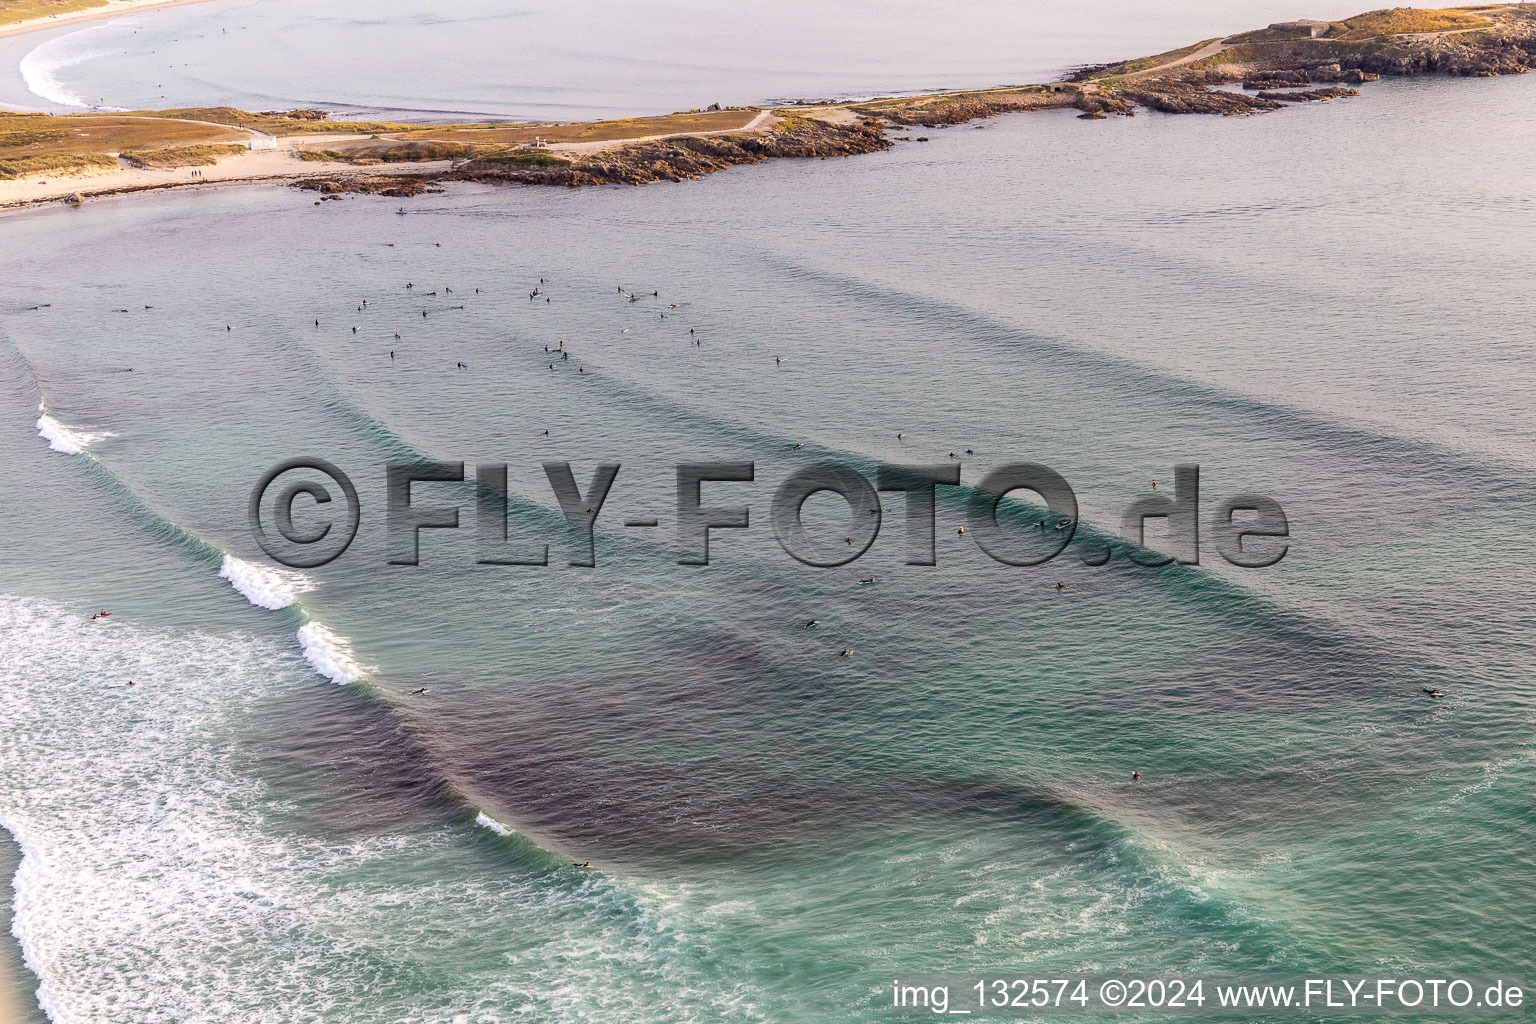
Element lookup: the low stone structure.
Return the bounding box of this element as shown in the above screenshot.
[1269,19,1331,37]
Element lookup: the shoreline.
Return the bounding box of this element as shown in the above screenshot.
[2,3,1534,211]
[0,830,40,1024]
[0,0,218,40]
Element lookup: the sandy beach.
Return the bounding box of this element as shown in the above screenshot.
[0,0,216,39]
[0,146,454,207]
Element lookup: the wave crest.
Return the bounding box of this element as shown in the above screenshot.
[217,555,312,611]
[35,405,114,455]
[297,621,367,685]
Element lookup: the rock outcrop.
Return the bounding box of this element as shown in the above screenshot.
[1120,80,1284,115]
[1255,86,1361,102]
[295,175,443,197]
[862,90,1076,126]
[450,117,893,188]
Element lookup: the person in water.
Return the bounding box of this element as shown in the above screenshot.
[1054,582,1067,590]
[1132,771,1140,780]
[839,649,852,657]
[803,620,818,629]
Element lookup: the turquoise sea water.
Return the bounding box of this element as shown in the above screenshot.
[2,72,1535,1021]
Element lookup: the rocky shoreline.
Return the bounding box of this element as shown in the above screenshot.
[7,5,1535,208]
[294,117,893,196]
[315,7,1536,197]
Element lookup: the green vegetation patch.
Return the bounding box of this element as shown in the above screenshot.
[0,150,116,180]
[469,148,571,167]
[1334,7,1490,38]
[295,141,501,164]
[119,144,247,168]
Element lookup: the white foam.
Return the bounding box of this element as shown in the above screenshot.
[35,408,113,455]
[296,620,366,685]
[474,812,511,836]
[0,595,755,1023]
[217,554,311,611]
[18,30,121,109]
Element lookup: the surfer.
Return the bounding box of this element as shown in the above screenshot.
[803,620,818,629]
[858,577,876,585]
[1054,582,1066,590]
[839,649,852,657]
[411,687,429,695]
[1421,687,1444,698]
[1132,771,1140,780]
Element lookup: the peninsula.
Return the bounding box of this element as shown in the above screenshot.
[2,4,1532,208]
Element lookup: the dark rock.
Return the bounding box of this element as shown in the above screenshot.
[1256,87,1361,102]
[450,117,894,189]
[1121,79,1284,115]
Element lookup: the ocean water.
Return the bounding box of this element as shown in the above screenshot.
[2,73,1535,1021]
[3,0,1380,118]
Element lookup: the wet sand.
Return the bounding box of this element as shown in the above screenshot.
[0,833,38,1024]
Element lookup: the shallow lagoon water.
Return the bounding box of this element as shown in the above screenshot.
[1,71,1534,1022]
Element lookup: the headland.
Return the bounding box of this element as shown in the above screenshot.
[2,4,1532,209]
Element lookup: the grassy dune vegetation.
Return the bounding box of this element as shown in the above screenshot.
[293,141,498,163]
[402,108,759,146]
[117,108,441,136]
[0,0,105,27]
[1334,6,1491,37]
[0,150,115,179]
[0,111,245,178]
[119,143,247,168]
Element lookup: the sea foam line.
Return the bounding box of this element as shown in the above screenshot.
[0,816,66,1024]
[18,28,121,109]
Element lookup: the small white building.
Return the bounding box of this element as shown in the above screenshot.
[246,135,278,151]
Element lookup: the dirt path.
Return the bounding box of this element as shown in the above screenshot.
[1119,37,1228,80]
[549,109,777,156]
